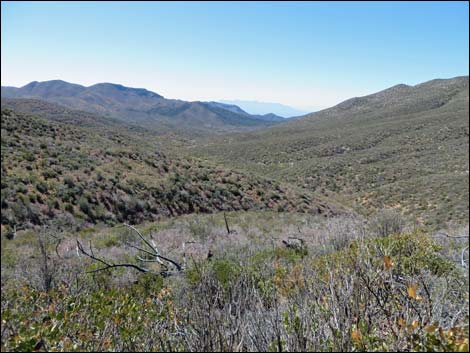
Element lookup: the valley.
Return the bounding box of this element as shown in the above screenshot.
[1,76,468,353]
[2,2,469,351]
[192,76,469,228]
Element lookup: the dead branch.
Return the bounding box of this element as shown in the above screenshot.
[433,232,469,239]
[182,241,197,269]
[282,237,305,250]
[121,223,160,254]
[76,240,158,275]
[224,212,231,234]
[122,223,182,271]
[76,223,182,277]
[461,246,469,268]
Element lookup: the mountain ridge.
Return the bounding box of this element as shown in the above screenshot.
[1,80,286,136]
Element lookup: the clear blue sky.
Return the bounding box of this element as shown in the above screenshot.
[1,1,468,110]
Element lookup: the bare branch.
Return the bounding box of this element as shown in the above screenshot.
[136,255,165,263]
[224,212,231,235]
[461,246,469,268]
[433,232,469,239]
[122,224,182,271]
[76,240,157,275]
[76,223,183,278]
[121,223,159,254]
[158,254,182,271]
[125,241,162,259]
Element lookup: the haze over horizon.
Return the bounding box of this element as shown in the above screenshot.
[1,1,469,111]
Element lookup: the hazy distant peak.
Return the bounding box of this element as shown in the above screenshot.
[219,100,308,117]
[4,80,164,99]
[22,80,84,88]
[205,101,250,116]
[17,80,86,98]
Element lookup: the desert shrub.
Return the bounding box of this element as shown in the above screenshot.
[0,211,468,352]
[187,218,213,240]
[64,203,74,214]
[92,205,107,221]
[211,258,241,289]
[42,169,57,179]
[78,197,91,215]
[369,208,406,237]
[35,180,48,193]
[63,176,75,188]
[28,193,37,203]
[23,151,35,162]
[16,182,28,194]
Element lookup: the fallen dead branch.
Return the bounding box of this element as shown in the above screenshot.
[76,223,182,277]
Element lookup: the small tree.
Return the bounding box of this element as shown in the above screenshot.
[35,227,62,291]
[369,208,405,237]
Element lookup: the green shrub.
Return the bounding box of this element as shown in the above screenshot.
[64,203,74,214]
[78,197,91,215]
[35,180,48,193]
[212,258,241,289]
[63,176,75,188]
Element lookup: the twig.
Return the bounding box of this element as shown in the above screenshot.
[433,232,469,239]
[461,246,469,268]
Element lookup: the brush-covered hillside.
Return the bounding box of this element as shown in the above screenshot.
[1,81,284,137]
[193,76,469,228]
[0,107,343,234]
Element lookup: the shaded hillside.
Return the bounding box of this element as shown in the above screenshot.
[1,80,285,136]
[0,97,194,152]
[1,98,139,130]
[193,76,469,228]
[0,108,343,231]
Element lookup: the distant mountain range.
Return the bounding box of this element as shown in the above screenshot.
[219,100,309,117]
[1,80,286,136]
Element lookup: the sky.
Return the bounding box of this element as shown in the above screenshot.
[1,1,469,111]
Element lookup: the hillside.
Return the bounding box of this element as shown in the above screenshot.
[193,76,470,228]
[1,98,141,130]
[0,108,344,232]
[1,81,285,136]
